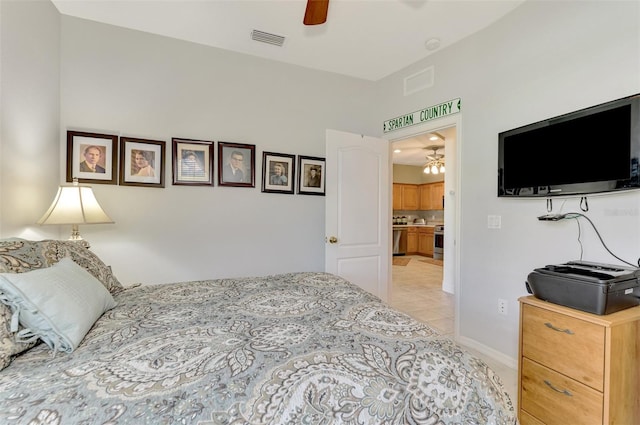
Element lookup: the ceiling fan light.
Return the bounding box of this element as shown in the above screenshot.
[423,165,430,174]
[439,164,445,173]
[431,165,438,174]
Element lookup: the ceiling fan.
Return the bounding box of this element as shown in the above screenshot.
[423,145,445,174]
[425,145,444,161]
[304,0,330,25]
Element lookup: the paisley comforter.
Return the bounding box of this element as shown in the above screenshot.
[0,272,516,424]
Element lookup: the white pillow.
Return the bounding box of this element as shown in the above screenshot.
[0,258,117,353]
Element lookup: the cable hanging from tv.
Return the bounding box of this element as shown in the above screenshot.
[538,211,639,268]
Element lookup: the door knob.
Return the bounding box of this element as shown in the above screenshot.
[327,236,338,244]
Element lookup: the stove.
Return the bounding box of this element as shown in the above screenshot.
[433,225,444,260]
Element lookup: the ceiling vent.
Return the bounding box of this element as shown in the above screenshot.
[404,66,434,96]
[251,30,285,47]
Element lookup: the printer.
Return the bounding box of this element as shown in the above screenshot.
[526,260,640,315]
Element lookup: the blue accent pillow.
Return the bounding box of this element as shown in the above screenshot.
[0,258,117,353]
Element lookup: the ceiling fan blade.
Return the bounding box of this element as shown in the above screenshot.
[304,0,329,25]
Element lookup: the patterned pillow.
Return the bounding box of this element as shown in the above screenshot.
[0,303,38,370]
[50,240,124,295]
[0,238,123,369]
[0,238,53,369]
[0,238,124,295]
[0,238,57,273]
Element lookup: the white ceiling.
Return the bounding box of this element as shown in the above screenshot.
[50,0,524,82]
[391,126,454,166]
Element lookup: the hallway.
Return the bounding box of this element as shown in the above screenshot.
[390,255,454,336]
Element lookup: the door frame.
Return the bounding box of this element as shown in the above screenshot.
[386,113,462,339]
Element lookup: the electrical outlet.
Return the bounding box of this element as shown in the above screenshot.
[498,299,508,315]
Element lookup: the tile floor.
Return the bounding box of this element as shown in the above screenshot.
[390,255,518,408]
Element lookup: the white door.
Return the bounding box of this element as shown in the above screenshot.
[325,129,391,301]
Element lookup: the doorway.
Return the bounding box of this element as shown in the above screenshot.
[388,116,460,337]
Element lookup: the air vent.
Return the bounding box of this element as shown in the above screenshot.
[404,66,434,96]
[251,30,285,47]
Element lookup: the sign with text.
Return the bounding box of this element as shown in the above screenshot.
[383,98,461,133]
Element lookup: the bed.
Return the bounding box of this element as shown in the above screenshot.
[0,238,516,424]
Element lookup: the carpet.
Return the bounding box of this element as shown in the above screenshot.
[420,258,443,266]
[393,257,411,266]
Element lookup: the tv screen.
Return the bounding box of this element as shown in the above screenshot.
[498,94,640,197]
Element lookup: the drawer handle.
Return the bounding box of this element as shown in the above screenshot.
[544,379,573,397]
[544,322,574,335]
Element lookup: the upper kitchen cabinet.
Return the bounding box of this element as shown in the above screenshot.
[393,184,419,210]
[431,182,444,209]
[419,182,444,210]
[419,184,432,210]
[402,185,419,209]
[393,184,403,210]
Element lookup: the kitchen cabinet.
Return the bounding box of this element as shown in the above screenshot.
[406,227,418,253]
[393,184,419,210]
[405,226,433,256]
[430,182,444,210]
[417,227,434,256]
[393,184,403,210]
[518,296,640,425]
[419,184,432,210]
[419,182,444,210]
[402,185,419,210]
[394,182,443,211]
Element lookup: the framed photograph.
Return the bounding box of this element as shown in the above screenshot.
[261,152,295,194]
[172,138,214,186]
[66,130,118,185]
[119,137,165,188]
[298,155,325,195]
[218,142,255,187]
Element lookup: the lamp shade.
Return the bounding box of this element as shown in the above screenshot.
[37,184,113,225]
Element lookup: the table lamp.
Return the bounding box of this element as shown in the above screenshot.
[37,179,114,248]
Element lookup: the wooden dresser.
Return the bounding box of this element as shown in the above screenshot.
[518,296,640,425]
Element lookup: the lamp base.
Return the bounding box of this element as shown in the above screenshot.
[69,224,90,249]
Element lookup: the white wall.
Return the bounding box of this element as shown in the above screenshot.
[55,16,378,285]
[393,164,445,184]
[0,0,60,239]
[376,1,640,362]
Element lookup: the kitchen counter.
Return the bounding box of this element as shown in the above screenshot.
[392,224,441,257]
[392,224,439,228]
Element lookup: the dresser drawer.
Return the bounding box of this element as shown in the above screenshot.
[522,304,605,390]
[521,358,603,425]
[518,409,545,425]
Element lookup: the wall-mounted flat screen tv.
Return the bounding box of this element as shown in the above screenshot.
[498,93,640,197]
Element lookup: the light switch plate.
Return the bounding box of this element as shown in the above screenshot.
[488,215,501,229]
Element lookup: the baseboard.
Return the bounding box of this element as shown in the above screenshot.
[457,335,518,370]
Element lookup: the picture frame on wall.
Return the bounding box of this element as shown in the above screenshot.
[298,155,325,196]
[261,151,295,194]
[172,138,214,186]
[119,137,165,188]
[217,142,255,187]
[66,130,118,185]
